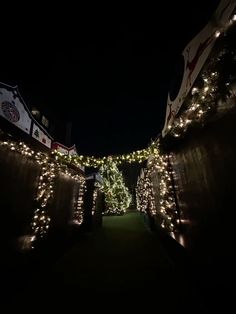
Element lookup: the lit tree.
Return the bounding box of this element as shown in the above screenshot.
[97,157,132,215]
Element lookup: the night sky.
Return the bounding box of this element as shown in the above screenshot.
[0,1,220,156]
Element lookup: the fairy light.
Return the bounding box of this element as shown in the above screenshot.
[92,188,98,215]
[167,14,235,138]
[136,168,152,213]
[0,135,86,249]
[72,175,86,225]
[169,47,226,137]
[191,87,199,95]
[53,141,159,169]
[30,159,57,246]
[137,148,179,232]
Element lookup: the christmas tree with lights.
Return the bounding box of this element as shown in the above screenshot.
[97,157,132,215]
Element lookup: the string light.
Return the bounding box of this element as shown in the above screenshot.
[0,136,86,249]
[215,30,221,38]
[136,145,179,232]
[71,174,86,225]
[91,188,99,216]
[167,16,236,139]
[53,141,158,168]
[136,168,156,216]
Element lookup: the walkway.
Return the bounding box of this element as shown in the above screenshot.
[6,212,208,312]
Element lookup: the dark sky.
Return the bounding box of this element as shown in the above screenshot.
[0,1,220,156]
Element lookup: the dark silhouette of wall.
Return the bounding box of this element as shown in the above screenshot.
[82,174,104,231]
[0,142,84,251]
[0,146,41,247]
[164,97,236,311]
[168,101,236,263]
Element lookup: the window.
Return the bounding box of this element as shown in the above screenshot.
[31,107,40,119]
[41,115,49,128]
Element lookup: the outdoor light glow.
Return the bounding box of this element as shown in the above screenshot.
[0,137,86,249]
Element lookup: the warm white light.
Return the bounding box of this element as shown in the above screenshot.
[191,87,198,95]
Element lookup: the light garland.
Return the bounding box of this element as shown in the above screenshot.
[92,188,98,216]
[167,15,236,139]
[136,168,156,216]
[62,168,86,225]
[31,157,56,242]
[136,169,147,213]
[148,151,178,231]
[54,141,158,168]
[72,174,86,225]
[0,136,86,249]
[169,67,220,138]
[136,144,178,232]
